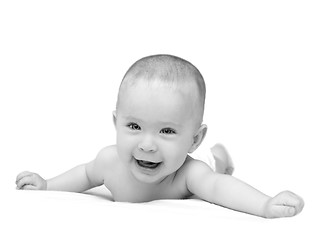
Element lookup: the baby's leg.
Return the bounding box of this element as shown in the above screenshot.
[211,143,234,175]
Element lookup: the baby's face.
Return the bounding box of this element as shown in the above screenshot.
[115,80,200,184]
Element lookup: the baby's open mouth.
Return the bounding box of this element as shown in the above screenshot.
[136,159,161,169]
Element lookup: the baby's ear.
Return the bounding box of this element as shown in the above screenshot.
[189,124,207,153]
[112,111,117,128]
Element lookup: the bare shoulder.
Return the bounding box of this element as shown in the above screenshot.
[95,145,119,166]
[181,156,213,177]
[85,145,119,186]
[180,156,216,193]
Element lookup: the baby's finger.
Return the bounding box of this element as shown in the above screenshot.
[292,194,305,215]
[16,175,34,189]
[274,191,302,207]
[271,205,296,218]
[16,171,33,184]
[282,191,304,215]
[21,185,37,190]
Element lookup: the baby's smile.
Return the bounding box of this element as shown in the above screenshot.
[133,157,163,173]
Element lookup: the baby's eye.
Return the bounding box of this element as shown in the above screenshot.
[160,128,176,135]
[127,122,141,131]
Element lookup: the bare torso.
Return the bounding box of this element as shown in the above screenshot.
[100,146,193,202]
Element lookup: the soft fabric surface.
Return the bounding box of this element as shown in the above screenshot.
[2,186,317,240]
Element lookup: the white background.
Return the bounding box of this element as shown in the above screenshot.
[1,0,322,238]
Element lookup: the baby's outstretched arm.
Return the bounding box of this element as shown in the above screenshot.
[16,146,112,192]
[16,163,98,192]
[186,160,304,218]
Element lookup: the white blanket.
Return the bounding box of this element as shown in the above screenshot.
[2,185,318,240]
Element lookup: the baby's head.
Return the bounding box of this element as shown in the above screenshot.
[117,54,206,126]
[114,54,207,183]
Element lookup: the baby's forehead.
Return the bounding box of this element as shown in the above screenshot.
[120,78,203,115]
[120,77,200,101]
[117,77,204,125]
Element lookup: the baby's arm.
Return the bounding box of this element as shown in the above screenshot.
[186,160,304,218]
[16,146,114,192]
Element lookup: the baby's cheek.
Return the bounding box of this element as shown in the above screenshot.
[117,135,133,154]
[164,143,188,167]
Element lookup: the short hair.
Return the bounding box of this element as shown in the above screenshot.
[117,54,206,122]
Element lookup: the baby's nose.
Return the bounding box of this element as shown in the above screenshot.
[138,135,157,152]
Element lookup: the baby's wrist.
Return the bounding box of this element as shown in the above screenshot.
[43,179,49,190]
[261,197,272,218]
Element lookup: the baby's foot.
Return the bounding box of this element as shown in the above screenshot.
[211,143,234,175]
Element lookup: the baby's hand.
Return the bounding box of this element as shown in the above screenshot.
[264,191,304,218]
[16,171,47,190]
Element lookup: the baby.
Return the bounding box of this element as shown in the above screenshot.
[16,54,304,218]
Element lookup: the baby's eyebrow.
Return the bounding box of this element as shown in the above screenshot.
[158,121,181,128]
[122,115,142,122]
[122,115,181,128]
